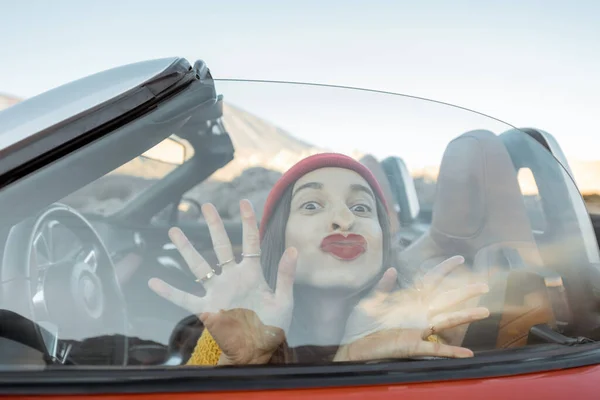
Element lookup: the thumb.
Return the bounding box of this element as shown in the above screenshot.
[374,267,398,293]
[275,247,298,301]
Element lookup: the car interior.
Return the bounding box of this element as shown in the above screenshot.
[391,128,600,350]
[0,59,599,368]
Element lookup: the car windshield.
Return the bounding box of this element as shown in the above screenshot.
[0,70,598,379]
[59,134,195,216]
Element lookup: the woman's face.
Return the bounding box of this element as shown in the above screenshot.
[285,167,384,290]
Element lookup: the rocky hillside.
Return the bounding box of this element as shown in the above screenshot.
[209,103,325,181]
[178,103,329,221]
[0,93,325,217]
[3,93,600,216]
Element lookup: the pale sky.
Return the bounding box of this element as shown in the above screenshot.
[1,0,599,168]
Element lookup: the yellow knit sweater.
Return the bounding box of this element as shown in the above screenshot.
[186,329,222,366]
[186,330,444,366]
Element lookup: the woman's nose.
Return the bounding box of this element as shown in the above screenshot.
[330,204,355,231]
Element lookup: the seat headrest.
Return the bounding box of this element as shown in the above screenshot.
[359,155,400,235]
[381,156,421,226]
[430,130,535,255]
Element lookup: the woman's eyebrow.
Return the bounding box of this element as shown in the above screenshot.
[350,184,375,200]
[292,182,323,198]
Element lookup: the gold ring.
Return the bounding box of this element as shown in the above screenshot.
[195,269,216,283]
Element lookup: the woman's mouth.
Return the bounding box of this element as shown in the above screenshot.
[320,234,367,261]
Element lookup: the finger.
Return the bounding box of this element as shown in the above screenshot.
[428,282,489,316]
[199,311,223,332]
[429,307,490,334]
[275,247,298,300]
[148,278,204,314]
[202,203,235,265]
[198,312,210,324]
[374,267,398,293]
[240,199,261,257]
[198,311,240,350]
[423,255,465,292]
[411,340,474,358]
[168,227,214,280]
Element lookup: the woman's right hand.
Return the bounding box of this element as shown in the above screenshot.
[148,199,297,365]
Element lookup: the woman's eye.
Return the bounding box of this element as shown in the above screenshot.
[350,204,372,213]
[302,201,322,211]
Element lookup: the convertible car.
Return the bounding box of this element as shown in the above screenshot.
[0,57,599,398]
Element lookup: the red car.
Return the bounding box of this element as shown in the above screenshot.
[0,58,598,399]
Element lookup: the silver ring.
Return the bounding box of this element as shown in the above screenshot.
[242,252,261,258]
[216,258,235,268]
[195,269,216,283]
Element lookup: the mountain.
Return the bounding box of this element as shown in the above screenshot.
[0,93,323,179]
[209,103,323,181]
[0,93,327,217]
[3,92,600,215]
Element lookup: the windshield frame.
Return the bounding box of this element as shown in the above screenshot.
[0,70,222,228]
[0,58,197,187]
[0,344,598,394]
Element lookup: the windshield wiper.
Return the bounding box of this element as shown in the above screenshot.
[528,324,595,346]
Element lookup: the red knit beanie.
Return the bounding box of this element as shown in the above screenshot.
[259,153,388,240]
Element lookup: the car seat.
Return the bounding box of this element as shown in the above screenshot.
[500,128,600,339]
[396,130,562,350]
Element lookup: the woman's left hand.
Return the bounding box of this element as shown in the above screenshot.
[333,324,475,361]
[335,256,490,361]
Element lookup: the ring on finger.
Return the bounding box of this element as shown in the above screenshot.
[216,257,235,268]
[195,268,216,283]
[428,324,436,336]
[242,252,261,258]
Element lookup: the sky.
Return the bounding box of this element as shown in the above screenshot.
[1,0,600,168]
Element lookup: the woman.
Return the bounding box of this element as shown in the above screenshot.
[149,153,489,365]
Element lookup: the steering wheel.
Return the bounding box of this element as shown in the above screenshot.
[0,204,128,365]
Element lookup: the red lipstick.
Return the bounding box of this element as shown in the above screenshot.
[320,234,367,261]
